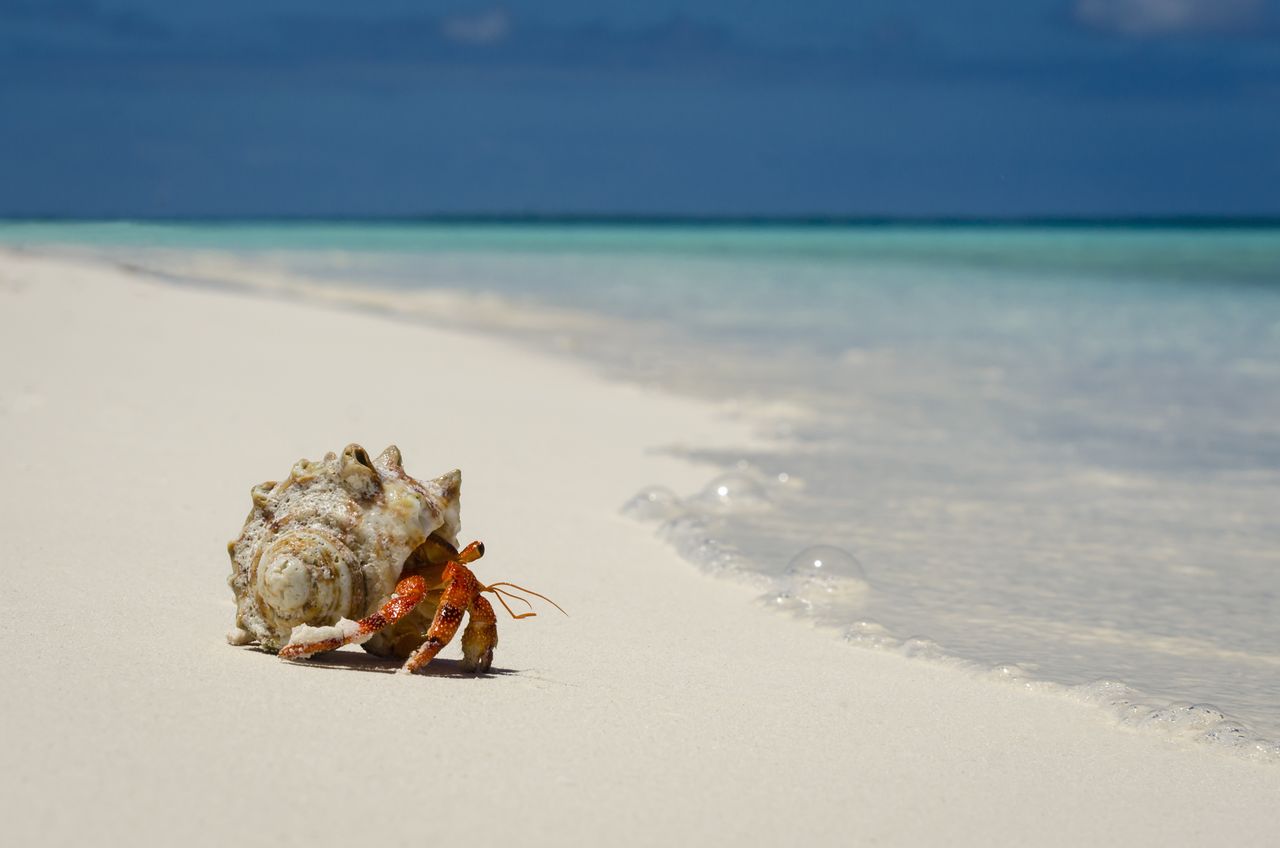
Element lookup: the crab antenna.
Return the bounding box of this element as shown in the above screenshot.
[485,581,569,617]
[486,586,538,620]
[496,584,532,612]
[492,584,535,613]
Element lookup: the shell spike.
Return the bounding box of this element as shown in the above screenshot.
[377,445,403,469]
[337,443,381,496]
[434,468,462,497]
[341,443,374,470]
[251,481,276,506]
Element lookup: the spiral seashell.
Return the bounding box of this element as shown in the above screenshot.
[226,443,463,652]
[251,528,366,646]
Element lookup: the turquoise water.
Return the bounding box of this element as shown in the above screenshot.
[5,221,1279,757]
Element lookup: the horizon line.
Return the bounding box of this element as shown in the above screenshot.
[3,213,1279,229]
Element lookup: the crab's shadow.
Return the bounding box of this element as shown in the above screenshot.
[243,646,517,678]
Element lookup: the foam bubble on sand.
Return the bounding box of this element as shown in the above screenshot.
[843,620,897,649]
[769,545,871,614]
[656,514,748,573]
[1062,681,1280,761]
[835,640,1280,762]
[623,456,1280,762]
[691,471,771,512]
[624,470,776,574]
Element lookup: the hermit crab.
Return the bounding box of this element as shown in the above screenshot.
[226,443,559,674]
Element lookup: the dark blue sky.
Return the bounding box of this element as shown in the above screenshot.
[2,0,1278,217]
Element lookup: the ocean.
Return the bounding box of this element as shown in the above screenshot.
[5,220,1278,758]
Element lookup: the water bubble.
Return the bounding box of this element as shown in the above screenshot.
[771,470,805,491]
[1187,703,1228,724]
[1198,723,1253,748]
[657,515,744,572]
[763,585,809,614]
[1073,678,1138,703]
[1139,703,1230,735]
[620,485,684,522]
[778,544,869,610]
[764,576,846,615]
[901,636,944,660]
[991,663,1029,681]
[847,619,886,635]
[843,619,896,649]
[657,514,710,548]
[786,545,865,581]
[693,472,770,512]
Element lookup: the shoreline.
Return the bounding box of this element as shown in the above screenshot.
[19,242,1279,756]
[2,249,1278,845]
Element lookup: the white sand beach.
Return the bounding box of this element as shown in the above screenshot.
[1,249,1277,847]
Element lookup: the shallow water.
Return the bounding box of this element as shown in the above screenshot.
[5,221,1279,757]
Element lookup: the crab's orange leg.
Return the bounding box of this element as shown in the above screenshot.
[399,560,484,674]
[279,574,429,661]
[460,595,499,673]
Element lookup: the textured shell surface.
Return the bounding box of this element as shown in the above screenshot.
[227,444,462,651]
